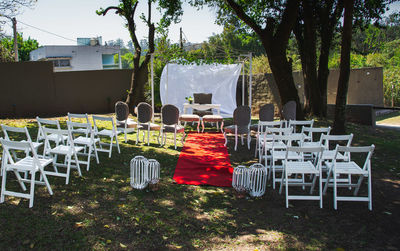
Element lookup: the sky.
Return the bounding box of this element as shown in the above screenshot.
[3,0,223,46]
[3,1,400,47]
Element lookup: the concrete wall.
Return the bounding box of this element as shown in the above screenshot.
[250,67,384,116]
[0,62,383,120]
[0,61,131,118]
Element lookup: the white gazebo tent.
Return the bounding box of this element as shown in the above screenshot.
[149,53,253,118]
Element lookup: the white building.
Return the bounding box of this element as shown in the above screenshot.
[30,37,121,72]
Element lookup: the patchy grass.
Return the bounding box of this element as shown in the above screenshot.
[0,115,399,250]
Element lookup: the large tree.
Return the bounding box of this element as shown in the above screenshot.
[332,0,355,134]
[97,0,182,111]
[192,0,304,118]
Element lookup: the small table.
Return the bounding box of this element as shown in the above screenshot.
[183,103,221,115]
[182,103,223,133]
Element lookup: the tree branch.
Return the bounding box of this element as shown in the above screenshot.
[275,0,300,42]
[99,6,123,16]
[224,0,264,35]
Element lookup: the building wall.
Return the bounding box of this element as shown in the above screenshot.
[30,45,120,72]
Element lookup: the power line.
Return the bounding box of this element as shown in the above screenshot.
[17,20,77,43]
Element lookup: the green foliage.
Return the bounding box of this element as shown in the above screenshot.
[0,42,14,62]
[0,33,39,61]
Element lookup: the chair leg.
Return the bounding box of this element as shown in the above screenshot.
[285,169,289,208]
[86,145,92,171]
[333,170,337,210]
[368,170,372,211]
[74,151,82,177]
[136,129,139,145]
[247,134,251,150]
[147,128,150,146]
[174,132,177,149]
[124,131,127,143]
[108,136,113,158]
[93,143,99,164]
[353,175,364,196]
[234,133,238,151]
[220,121,224,133]
[115,134,120,154]
[319,170,323,208]
[223,132,228,146]
[29,171,36,208]
[66,155,71,185]
[39,169,53,195]
[1,168,8,203]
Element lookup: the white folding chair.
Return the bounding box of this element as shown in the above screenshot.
[92,115,121,158]
[36,116,67,144]
[1,124,43,157]
[42,127,83,184]
[279,146,324,208]
[288,119,314,136]
[254,120,283,159]
[0,139,53,208]
[260,126,292,170]
[269,133,304,189]
[324,145,375,210]
[67,113,90,136]
[67,121,99,171]
[301,126,331,147]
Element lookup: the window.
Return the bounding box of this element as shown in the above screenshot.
[51,59,71,67]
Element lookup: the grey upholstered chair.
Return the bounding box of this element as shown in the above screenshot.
[250,103,275,132]
[223,105,251,151]
[115,101,138,143]
[136,102,160,145]
[282,101,296,121]
[159,104,185,149]
[193,93,213,117]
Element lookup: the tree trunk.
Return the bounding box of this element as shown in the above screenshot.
[333,0,354,134]
[265,43,304,119]
[318,0,344,117]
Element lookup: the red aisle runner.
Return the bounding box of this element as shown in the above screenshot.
[173,132,233,187]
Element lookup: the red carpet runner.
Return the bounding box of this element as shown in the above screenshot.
[173,132,233,187]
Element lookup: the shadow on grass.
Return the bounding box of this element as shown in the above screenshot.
[0,118,399,249]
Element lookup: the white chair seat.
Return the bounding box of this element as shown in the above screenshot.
[302,142,320,147]
[272,151,302,160]
[12,156,53,171]
[116,118,138,128]
[21,140,42,149]
[45,134,68,143]
[97,129,121,137]
[322,150,347,161]
[286,161,319,175]
[74,136,100,145]
[48,145,84,155]
[326,162,368,175]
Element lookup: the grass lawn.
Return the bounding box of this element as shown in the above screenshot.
[0,115,399,250]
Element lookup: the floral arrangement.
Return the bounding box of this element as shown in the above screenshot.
[185,96,193,104]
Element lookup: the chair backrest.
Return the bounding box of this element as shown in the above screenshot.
[0,138,39,168]
[137,102,153,123]
[286,146,324,163]
[42,127,75,155]
[1,124,33,142]
[267,126,292,135]
[289,119,314,133]
[161,104,179,125]
[335,145,375,171]
[67,113,90,124]
[233,106,251,126]
[321,134,353,150]
[259,103,274,122]
[92,115,116,134]
[67,121,94,140]
[302,126,331,142]
[36,117,62,142]
[193,93,212,104]
[282,101,296,120]
[272,133,304,147]
[115,101,129,121]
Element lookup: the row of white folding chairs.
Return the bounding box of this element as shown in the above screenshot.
[254,119,315,159]
[276,144,374,210]
[37,114,121,158]
[266,131,352,190]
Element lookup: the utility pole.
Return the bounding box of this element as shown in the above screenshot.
[12,18,18,62]
[180,27,183,50]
